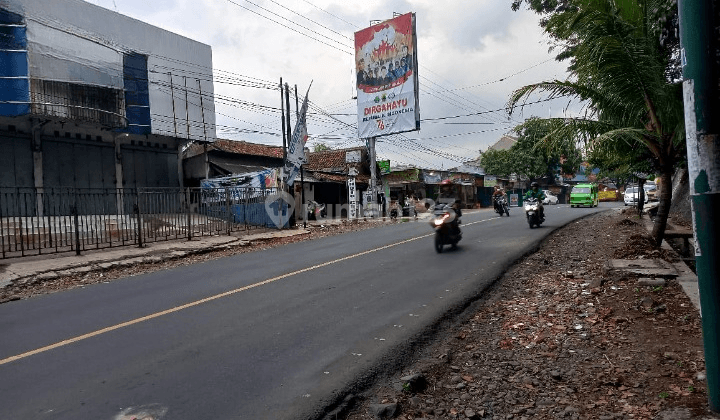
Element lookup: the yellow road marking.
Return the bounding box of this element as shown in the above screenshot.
[1,217,499,366]
[1,230,446,365]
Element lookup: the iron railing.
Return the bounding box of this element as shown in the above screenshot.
[0,186,287,259]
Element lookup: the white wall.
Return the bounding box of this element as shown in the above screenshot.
[2,0,216,141]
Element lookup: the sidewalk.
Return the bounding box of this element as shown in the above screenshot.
[0,228,309,290]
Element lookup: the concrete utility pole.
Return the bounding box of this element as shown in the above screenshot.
[284,83,295,226]
[367,136,378,217]
[368,136,377,192]
[677,0,720,411]
[280,78,287,163]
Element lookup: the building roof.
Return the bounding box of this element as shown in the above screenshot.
[184,139,283,159]
[448,164,484,176]
[488,135,517,151]
[305,147,365,172]
[209,156,269,176]
[213,139,283,158]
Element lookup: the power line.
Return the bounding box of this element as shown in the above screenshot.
[449,58,556,91]
[221,0,353,55]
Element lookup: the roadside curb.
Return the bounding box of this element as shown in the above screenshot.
[0,210,468,294]
[0,236,246,290]
[639,216,701,313]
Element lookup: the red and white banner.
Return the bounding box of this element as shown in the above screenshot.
[354,13,420,138]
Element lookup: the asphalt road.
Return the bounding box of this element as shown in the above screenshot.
[0,202,620,420]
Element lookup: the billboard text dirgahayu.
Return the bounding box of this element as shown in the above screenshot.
[354,13,420,138]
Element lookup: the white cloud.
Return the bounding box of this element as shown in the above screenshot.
[86,0,579,168]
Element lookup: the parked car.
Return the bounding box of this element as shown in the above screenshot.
[542,190,559,205]
[643,182,658,201]
[624,186,649,206]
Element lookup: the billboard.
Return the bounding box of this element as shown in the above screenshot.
[354,13,419,138]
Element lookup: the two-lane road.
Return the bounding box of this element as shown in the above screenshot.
[0,203,618,419]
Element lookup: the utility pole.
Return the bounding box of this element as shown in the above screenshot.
[368,137,377,191]
[279,78,287,230]
[284,82,295,226]
[677,0,720,411]
[368,136,378,217]
[280,78,287,163]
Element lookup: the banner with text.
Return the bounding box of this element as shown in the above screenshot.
[284,84,311,186]
[354,13,419,138]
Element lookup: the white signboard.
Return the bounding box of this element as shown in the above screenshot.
[346,150,361,163]
[348,177,358,219]
[348,178,357,202]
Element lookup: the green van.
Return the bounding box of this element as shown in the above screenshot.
[570,183,599,207]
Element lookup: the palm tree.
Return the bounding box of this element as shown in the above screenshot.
[507,0,685,245]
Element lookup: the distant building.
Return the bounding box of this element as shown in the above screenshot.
[1,0,216,192]
[183,140,283,188]
[487,135,517,151]
[302,147,370,214]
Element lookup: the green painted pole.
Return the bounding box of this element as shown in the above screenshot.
[677,0,720,411]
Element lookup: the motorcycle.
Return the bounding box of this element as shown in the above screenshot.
[390,199,417,220]
[430,203,462,253]
[306,200,327,220]
[524,197,544,228]
[494,196,510,217]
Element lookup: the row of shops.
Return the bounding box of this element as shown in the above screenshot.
[184,141,569,222]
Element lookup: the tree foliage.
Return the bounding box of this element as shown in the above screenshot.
[507,0,686,245]
[312,142,332,152]
[480,148,514,178]
[481,117,582,181]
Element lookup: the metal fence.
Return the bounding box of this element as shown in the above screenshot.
[0,186,287,259]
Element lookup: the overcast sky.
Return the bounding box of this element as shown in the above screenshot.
[86,0,578,169]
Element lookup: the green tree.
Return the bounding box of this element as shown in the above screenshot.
[507,0,685,245]
[480,148,514,178]
[312,142,332,152]
[481,118,582,181]
[512,117,583,180]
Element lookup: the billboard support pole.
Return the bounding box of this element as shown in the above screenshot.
[368,136,378,217]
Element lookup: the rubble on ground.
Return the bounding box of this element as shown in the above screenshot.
[342,211,714,420]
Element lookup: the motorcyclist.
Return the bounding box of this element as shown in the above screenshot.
[450,199,462,233]
[492,185,506,212]
[524,182,546,221]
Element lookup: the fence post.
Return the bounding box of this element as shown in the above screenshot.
[135,193,143,248]
[186,188,192,241]
[72,204,81,256]
[0,190,5,259]
[226,188,231,235]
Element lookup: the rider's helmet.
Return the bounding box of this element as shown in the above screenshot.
[531,182,539,189]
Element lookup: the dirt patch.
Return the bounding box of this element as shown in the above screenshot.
[340,211,713,420]
[0,211,714,419]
